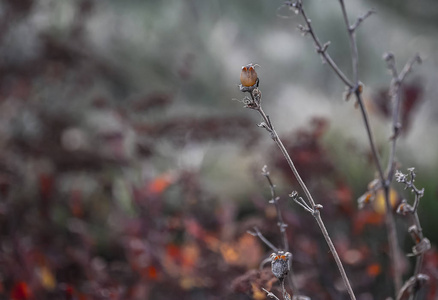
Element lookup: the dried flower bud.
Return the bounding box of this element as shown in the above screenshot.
[357,82,363,94]
[410,238,431,256]
[270,251,291,281]
[357,192,374,209]
[240,64,258,87]
[396,200,413,215]
[395,170,407,183]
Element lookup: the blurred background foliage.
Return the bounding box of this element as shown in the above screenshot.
[0,0,437,299]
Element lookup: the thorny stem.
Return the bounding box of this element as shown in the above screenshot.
[262,165,289,252]
[252,104,356,300]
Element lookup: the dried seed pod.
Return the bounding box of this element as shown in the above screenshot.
[270,251,291,281]
[240,64,258,87]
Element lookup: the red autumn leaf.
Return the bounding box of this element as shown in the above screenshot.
[39,173,54,200]
[146,265,158,280]
[166,244,182,261]
[70,189,83,217]
[10,282,30,300]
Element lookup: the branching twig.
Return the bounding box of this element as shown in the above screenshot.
[289,0,353,88]
[381,54,422,294]
[343,0,402,288]
[239,79,356,300]
[384,53,422,183]
[262,165,289,252]
[259,165,302,297]
[395,168,430,300]
[262,288,281,300]
[247,227,279,253]
[291,0,410,293]
[350,9,376,32]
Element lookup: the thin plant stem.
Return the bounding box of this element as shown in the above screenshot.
[354,92,386,181]
[338,0,359,85]
[262,288,281,300]
[385,54,422,182]
[296,0,353,88]
[261,167,299,296]
[262,166,289,252]
[382,54,422,293]
[254,105,356,300]
[395,169,429,300]
[339,4,401,290]
[357,88,402,294]
[248,227,279,252]
[383,185,403,292]
[296,0,403,293]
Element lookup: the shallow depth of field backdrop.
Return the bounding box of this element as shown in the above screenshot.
[1,0,438,299]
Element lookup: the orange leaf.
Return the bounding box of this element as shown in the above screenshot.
[147,173,176,195]
[146,265,158,280]
[367,263,381,277]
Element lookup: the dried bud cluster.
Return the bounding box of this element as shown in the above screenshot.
[270,251,291,281]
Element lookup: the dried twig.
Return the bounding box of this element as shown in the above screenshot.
[262,287,281,300]
[290,0,417,293]
[395,168,430,300]
[262,165,289,252]
[289,0,353,88]
[350,9,376,32]
[384,53,422,183]
[239,75,356,300]
[247,227,279,253]
[382,53,422,293]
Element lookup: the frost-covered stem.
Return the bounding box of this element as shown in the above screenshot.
[254,105,356,300]
[309,0,402,292]
[354,92,386,181]
[296,0,353,88]
[412,211,424,277]
[339,0,359,85]
[257,108,315,207]
[395,169,428,300]
[262,288,281,300]
[262,166,289,252]
[247,227,279,252]
[385,53,422,183]
[383,54,422,293]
